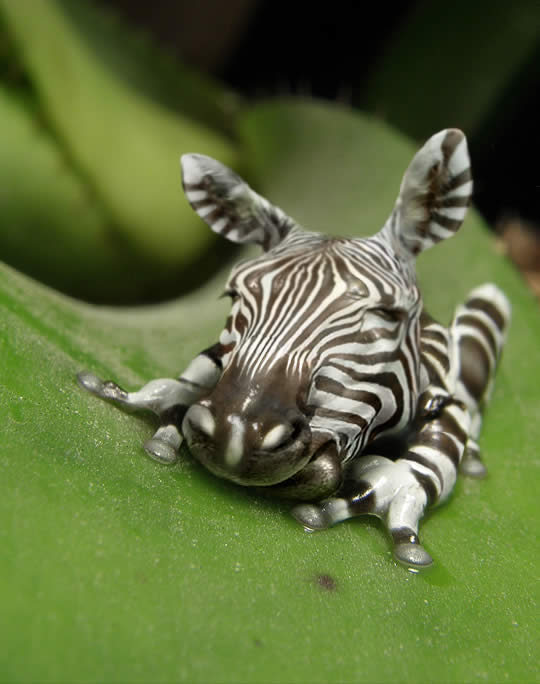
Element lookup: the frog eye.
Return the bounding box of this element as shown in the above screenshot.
[348,284,369,298]
[221,288,240,302]
[370,307,407,322]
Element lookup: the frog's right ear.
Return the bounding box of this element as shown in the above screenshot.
[180,154,297,251]
[380,129,472,260]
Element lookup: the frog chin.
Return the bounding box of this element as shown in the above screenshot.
[186,432,312,487]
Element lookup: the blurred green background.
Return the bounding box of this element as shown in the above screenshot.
[1,0,539,303]
[0,1,539,683]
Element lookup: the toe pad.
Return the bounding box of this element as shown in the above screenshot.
[291,504,330,530]
[144,439,178,464]
[394,542,433,568]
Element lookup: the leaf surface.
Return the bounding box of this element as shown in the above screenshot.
[1,100,538,683]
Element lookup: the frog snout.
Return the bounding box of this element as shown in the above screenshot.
[182,402,311,486]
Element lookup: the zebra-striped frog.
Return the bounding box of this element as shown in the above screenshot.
[78,129,510,568]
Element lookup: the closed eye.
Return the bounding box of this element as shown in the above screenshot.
[221,288,240,302]
[369,307,407,322]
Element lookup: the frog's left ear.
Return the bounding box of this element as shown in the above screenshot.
[180,154,296,251]
[380,129,472,259]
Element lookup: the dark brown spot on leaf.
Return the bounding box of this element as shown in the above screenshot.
[316,574,337,591]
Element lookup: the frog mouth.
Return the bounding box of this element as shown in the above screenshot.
[183,412,312,487]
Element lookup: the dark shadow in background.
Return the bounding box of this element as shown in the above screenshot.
[104,0,539,229]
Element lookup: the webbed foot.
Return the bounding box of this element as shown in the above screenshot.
[460,440,487,478]
[144,425,182,464]
[144,439,178,464]
[291,503,331,530]
[78,371,185,465]
[292,455,434,569]
[392,529,433,568]
[77,371,128,403]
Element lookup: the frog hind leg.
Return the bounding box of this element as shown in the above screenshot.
[449,283,511,477]
[293,284,511,568]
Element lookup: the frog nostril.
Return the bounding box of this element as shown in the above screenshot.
[184,404,216,439]
[290,417,306,443]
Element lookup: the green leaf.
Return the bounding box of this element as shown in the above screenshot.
[54,0,240,136]
[0,0,239,295]
[1,100,538,683]
[0,83,171,302]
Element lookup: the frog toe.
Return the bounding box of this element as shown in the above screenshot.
[291,503,330,530]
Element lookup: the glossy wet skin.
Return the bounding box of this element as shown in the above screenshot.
[182,237,420,488]
[183,361,313,486]
[78,131,511,568]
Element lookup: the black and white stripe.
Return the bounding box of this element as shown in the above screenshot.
[78,129,510,569]
[181,154,295,251]
[180,129,509,565]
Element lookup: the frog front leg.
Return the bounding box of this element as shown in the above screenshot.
[292,398,472,568]
[77,343,224,463]
[292,284,511,568]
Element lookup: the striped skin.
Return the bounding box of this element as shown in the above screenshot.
[381,128,472,259]
[300,282,509,568]
[213,233,424,465]
[416,282,511,487]
[181,154,295,250]
[77,129,511,568]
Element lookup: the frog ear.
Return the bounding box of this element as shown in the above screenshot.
[381,129,472,259]
[180,154,296,251]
